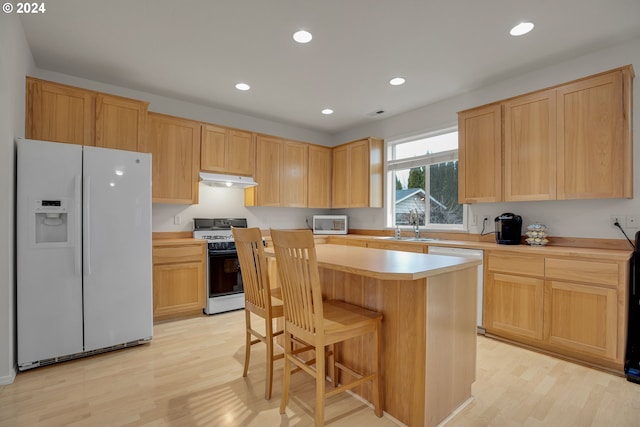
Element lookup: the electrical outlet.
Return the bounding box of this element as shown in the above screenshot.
[470,215,477,227]
[627,215,639,229]
[483,216,490,223]
[174,215,181,225]
[610,215,623,228]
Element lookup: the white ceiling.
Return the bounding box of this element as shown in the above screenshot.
[20,0,640,134]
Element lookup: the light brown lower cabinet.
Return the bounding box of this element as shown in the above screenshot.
[485,251,628,372]
[152,240,207,321]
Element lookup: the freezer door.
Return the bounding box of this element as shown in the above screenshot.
[17,139,84,366]
[82,146,153,351]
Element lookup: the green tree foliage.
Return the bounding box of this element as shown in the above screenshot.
[407,166,425,189]
[429,161,462,224]
[396,176,403,190]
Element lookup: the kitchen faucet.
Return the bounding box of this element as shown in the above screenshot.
[409,209,420,239]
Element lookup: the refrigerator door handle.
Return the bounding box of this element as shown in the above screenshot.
[74,174,82,276]
[83,175,91,276]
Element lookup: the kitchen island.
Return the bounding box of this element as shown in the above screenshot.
[268,243,481,427]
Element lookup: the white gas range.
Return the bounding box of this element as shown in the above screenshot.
[193,218,247,315]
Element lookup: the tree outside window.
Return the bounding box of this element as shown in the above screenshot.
[387,129,465,229]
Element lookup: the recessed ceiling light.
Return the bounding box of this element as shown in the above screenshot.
[235,83,250,91]
[321,108,334,115]
[510,22,534,36]
[293,30,313,44]
[389,77,406,86]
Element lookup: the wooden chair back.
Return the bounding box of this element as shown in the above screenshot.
[232,227,271,315]
[270,229,324,340]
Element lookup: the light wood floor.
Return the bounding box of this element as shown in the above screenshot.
[1,310,640,427]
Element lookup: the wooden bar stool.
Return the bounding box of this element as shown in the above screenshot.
[270,228,383,426]
[232,227,284,400]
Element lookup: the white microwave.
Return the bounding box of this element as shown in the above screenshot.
[312,215,348,235]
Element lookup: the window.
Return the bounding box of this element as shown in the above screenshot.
[386,128,466,230]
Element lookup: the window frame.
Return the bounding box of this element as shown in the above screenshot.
[384,127,468,231]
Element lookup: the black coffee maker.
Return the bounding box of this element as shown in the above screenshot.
[495,213,522,245]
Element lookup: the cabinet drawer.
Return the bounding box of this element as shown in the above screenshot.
[153,245,205,264]
[487,252,544,276]
[545,258,619,287]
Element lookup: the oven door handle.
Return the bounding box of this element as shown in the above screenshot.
[208,250,239,256]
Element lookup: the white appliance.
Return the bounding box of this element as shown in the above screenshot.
[193,218,247,315]
[312,215,348,235]
[428,246,485,333]
[17,138,153,371]
[199,172,258,188]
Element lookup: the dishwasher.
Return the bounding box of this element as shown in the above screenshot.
[427,246,485,334]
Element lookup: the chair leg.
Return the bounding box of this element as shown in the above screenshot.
[372,320,383,417]
[328,343,337,387]
[279,331,291,414]
[315,344,326,427]
[265,318,274,400]
[243,309,251,377]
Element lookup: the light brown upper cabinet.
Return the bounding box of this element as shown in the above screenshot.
[331,137,384,208]
[95,94,148,152]
[142,112,201,204]
[557,69,633,199]
[26,77,95,146]
[200,124,255,176]
[26,77,149,151]
[458,104,502,203]
[282,140,308,207]
[245,136,308,207]
[247,135,283,207]
[458,65,634,203]
[503,89,557,201]
[308,144,332,208]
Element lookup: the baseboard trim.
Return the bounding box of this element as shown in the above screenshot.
[0,367,17,385]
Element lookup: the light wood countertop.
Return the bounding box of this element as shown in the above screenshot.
[331,235,632,261]
[152,238,206,247]
[266,243,481,281]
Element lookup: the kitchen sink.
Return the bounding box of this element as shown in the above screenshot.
[381,237,439,242]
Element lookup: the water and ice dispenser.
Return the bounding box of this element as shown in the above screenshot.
[34,198,69,245]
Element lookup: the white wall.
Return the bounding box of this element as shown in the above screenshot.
[0,15,36,384]
[153,184,331,232]
[338,37,640,240]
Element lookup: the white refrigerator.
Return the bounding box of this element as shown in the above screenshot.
[17,138,153,370]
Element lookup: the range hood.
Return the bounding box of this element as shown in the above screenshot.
[199,172,258,188]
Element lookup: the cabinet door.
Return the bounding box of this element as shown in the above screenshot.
[282,141,308,207]
[143,113,200,204]
[95,94,148,152]
[308,145,332,208]
[504,90,557,201]
[253,135,283,206]
[227,130,255,176]
[331,145,349,208]
[349,139,371,208]
[153,261,205,319]
[200,124,227,172]
[458,104,502,203]
[201,126,255,176]
[26,78,95,146]
[485,272,544,341]
[545,280,618,360]
[557,70,629,199]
